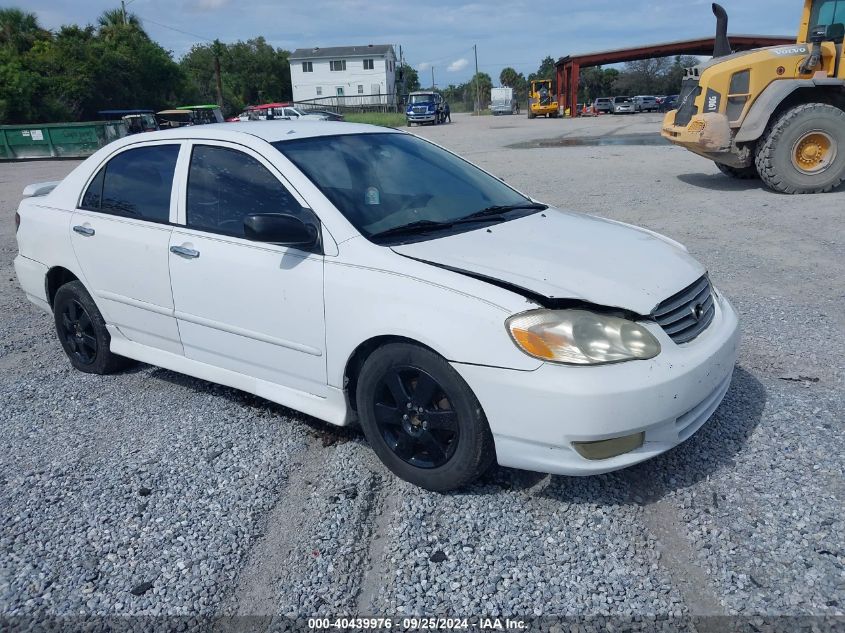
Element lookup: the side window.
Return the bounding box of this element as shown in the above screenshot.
[186,145,305,238]
[813,0,845,27]
[82,145,179,222]
[81,168,105,210]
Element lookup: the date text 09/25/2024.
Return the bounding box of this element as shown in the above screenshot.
[308,617,527,630]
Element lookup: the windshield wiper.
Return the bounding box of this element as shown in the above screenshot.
[370,203,548,241]
[458,202,548,222]
[370,220,453,240]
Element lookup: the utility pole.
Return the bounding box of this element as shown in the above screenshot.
[399,45,406,107]
[431,66,435,89]
[121,0,136,26]
[213,39,224,111]
[473,44,480,114]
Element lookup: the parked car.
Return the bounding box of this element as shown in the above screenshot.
[660,95,680,112]
[300,109,344,122]
[632,96,658,113]
[593,98,613,114]
[612,96,636,114]
[13,122,739,491]
[249,104,329,121]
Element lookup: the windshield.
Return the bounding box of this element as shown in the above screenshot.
[615,97,632,103]
[811,0,845,28]
[410,94,435,104]
[273,133,533,241]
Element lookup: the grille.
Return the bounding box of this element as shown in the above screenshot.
[652,276,715,345]
[412,106,428,114]
[674,77,701,127]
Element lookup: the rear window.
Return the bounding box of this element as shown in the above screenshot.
[80,144,179,223]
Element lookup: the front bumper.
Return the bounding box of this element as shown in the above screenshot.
[452,291,740,476]
[407,113,436,123]
[662,110,731,148]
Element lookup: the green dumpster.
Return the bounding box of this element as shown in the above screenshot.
[0,121,127,160]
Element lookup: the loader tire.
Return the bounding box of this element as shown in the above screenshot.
[755,103,845,194]
[715,162,759,179]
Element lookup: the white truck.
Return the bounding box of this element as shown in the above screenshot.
[490,87,515,115]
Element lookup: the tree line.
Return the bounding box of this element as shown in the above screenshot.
[1,6,701,124]
[0,7,304,124]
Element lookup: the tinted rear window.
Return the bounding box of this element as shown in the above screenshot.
[82,145,179,222]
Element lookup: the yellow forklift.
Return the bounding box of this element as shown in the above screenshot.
[662,1,845,193]
[528,79,559,118]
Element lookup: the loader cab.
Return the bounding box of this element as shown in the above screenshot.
[801,0,845,42]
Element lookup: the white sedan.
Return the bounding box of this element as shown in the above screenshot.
[13,121,740,491]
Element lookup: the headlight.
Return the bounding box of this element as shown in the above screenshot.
[506,309,661,365]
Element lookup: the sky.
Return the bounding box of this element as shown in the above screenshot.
[28,0,802,85]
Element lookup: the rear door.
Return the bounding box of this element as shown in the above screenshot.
[168,141,327,396]
[70,142,184,354]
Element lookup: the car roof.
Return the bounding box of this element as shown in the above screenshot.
[113,120,400,145]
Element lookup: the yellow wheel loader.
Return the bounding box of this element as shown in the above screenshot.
[528,80,559,119]
[662,2,845,194]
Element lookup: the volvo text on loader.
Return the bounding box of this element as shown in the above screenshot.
[662,2,845,194]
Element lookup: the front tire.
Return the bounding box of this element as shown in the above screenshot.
[716,162,759,179]
[356,343,495,492]
[53,281,132,374]
[755,103,845,194]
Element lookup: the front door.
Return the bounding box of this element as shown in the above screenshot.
[70,142,183,354]
[168,142,327,396]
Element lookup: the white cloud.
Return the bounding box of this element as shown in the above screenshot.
[189,0,231,10]
[447,58,468,72]
[417,62,432,71]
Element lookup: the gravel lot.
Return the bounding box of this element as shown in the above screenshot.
[0,113,843,629]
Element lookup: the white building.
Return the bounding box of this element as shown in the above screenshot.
[290,44,397,106]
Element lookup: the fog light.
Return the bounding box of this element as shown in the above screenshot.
[689,120,706,133]
[573,432,645,461]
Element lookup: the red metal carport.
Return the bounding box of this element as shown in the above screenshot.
[556,35,794,115]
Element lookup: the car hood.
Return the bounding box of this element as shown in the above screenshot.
[390,208,706,315]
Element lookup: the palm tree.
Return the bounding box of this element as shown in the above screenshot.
[0,8,46,52]
[97,8,145,39]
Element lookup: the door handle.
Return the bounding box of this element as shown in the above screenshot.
[170,245,200,259]
[73,225,95,237]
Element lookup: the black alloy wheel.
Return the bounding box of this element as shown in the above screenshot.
[373,365,459,469]
[356,343,495,491]
[53,280,133,374]
[59,298,97,365]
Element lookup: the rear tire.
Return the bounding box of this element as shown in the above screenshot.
[356,343,495,492]
[755,103,845,194]
[53,281,133,374]
[715,162,759,180]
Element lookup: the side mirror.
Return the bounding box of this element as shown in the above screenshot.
[810,25,828,43]
[243,213,319,250]
[827,23,845,43]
